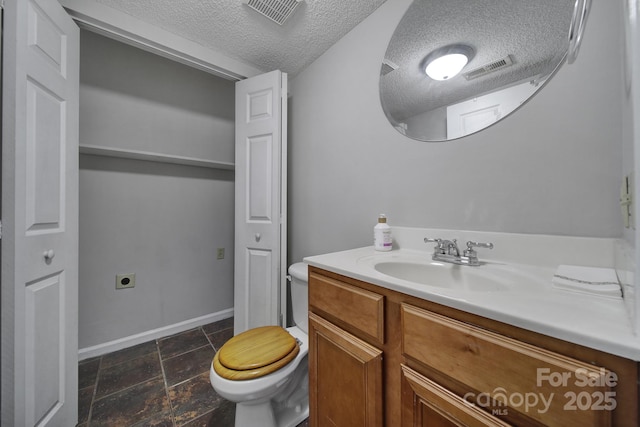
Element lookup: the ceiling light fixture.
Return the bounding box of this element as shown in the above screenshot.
[423,45,474,81]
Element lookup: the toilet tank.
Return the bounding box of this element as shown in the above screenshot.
[288,262,308,334]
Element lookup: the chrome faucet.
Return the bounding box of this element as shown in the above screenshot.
[425,238,461,256]
[424,238,493,266]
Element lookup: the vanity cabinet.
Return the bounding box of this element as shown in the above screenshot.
[308,266,639,427]
[308,271,385,426]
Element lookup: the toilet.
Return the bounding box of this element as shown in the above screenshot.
[209,262,309,427]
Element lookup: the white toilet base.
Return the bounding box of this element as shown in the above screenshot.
[235,399,309,427]
[235,400,276,427]
[274,403,309,427]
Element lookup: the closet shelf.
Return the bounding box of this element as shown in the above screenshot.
[79,145,235,171]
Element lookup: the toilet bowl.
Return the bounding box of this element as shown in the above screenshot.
[210,263,309,427]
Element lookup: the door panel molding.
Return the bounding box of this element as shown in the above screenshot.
[25,273,65,425]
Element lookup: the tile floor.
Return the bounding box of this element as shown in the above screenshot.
[78,317,309,427]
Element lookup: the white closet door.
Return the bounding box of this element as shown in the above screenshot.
[1,0,79,425]
[234,70,287,334]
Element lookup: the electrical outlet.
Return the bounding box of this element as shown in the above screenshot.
[217,248,225,260]
[116,273,136,289]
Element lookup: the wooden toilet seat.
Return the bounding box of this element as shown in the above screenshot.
[213,326,300,381]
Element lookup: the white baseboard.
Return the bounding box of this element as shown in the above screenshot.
[78,308,233,361]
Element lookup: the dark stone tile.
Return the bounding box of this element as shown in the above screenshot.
[77,386,94,424]
[206,328,233,351]
[130,410,174,427]
[179,411,213,427]
[182,399,235,427]
[163,345,216,387]
[207,399,235,427]
[159,328,210,360]
[78,357,101,389]
[201,317,233,335]
[102,340,158,368]
[169,372,222,426]
[90,377,170,427]
[96,352,162,399]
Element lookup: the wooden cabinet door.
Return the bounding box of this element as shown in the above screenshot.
[309,313,383,427]
[401,365,512,427]
[401,304,613,427]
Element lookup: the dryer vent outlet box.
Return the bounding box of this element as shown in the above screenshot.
[243,0,302,25]
[116,273,136,289]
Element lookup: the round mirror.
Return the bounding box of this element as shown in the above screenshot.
[380,0,590,142]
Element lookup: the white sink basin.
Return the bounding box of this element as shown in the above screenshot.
[373,261,510,291]
[359,251,543,292]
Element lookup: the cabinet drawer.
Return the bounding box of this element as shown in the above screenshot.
[401,364,511,427]
[401,304,613,427]
[309,271,384,344]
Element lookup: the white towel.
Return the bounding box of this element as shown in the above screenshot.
[552,265,622,299]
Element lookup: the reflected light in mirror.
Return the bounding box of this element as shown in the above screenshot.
[425,53,469,81]
[423,44,474,81]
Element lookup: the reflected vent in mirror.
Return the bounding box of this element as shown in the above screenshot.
[463,55,514,80]
[243,0,302,25]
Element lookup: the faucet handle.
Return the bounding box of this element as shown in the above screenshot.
[464,241,494,259]
[466,241,494,250]
[424,238,445,253]
[424,238,442,244]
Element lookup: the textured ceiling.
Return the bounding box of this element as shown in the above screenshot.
[91,0,388,77]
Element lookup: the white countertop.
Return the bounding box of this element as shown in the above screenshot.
[304,245,640,361]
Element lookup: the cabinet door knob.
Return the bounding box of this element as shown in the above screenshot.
[255,233,261,242]
[43,249,55,261]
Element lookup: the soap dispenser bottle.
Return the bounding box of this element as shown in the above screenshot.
[374,214,392,251]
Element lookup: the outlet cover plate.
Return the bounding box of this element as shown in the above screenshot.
[116,273,136,289]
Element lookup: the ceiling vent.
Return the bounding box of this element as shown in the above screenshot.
[243,0,302,25]
[463,55,514,80]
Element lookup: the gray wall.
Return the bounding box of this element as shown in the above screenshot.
[288,0,624,263]
[622,0,638,247]
[620,0,639,333]
[79,31,235,348]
